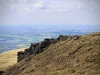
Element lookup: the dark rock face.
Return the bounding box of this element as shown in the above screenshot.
[17,35,78,62]
[0,71,4,75]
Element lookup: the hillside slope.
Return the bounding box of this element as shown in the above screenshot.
[3,32,100,75]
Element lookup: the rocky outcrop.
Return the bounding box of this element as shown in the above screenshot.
[17,35,79,62]
[0,71,4,75]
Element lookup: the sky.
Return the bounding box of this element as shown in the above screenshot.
[0,0,100,26]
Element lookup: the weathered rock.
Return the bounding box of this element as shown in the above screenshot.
[17,35,68,62]
[57,35,68,41]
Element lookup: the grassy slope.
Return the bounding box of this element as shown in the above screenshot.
[3,32,100,75]
[0,48,25,71]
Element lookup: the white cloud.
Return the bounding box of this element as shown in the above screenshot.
[71,5,74,9]
[45,9,52,12]
[10,5,14,10]
[17,0,27,3]
[55,7,69,12]
[0,0,100,25]
[77,5,82,9]
[24,8,30,12]
[45,7,69,12]
[34,1,46,9]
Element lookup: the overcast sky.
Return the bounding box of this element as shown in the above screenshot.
[0,0,100,26]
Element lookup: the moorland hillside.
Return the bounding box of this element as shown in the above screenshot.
[2,32,100,75]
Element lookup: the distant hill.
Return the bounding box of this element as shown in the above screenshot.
[2,32,100,75]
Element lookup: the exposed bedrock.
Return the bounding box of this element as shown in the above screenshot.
[17,35,79,62]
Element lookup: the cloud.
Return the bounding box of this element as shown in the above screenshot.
[34,1,46,9]
[0,0,100,25]
[0,0,37,3]
[55,7,69,12]
[24,8,30,12]
[77,5,82,9]
[10,5,14,10]
[45,7,69,12]
[17,0,27,3]
[71,5,74,9]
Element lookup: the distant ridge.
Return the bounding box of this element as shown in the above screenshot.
[2,32,100,75]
